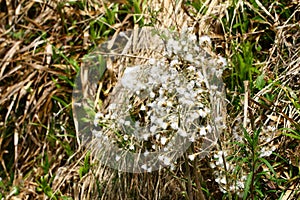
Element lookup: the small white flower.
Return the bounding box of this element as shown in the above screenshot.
[215,117,223,123]
[160,75,169,83]
[123,135,128,141]
[200,127,206,136]
[198,109,207,118]
[129,145,135,150]
[161,136,167,145]
[148,102,154,108]
[119,118,125,124]
[189,34,197,42]
[167,39,180,53]
[229,185,235,192]
[260,146,275,157]
[180,40,187,46]
[156,118,164,126]
[187,80,195,90]
[109,103,117,110]
[206,125,212,133]
[166,101,173,107]
[219,150,227,157]
[176,87,186,95]
[93,112,103,127]
[237,180,245,189]
[189,135,195,142]
[162,83,168,89]
[144,150,149,156]
[93,119,99,127]
[214,151,223,159]
[215,69,223,78]
[158,88,165,96]
[220,177,227,184]
[141,164,147,170]
[271,146,276,151]
[241,175,247,181]
[189,111,199,120]
[155,134,161,140]
[92,129,102,138]
[170,163,175,171]
[95,112,102,118]
[187,27,194,32]
[163,156,171,165]
[170,122,178,130]
[150,125,157,133]
[204,107,210,114]
[150,91,156,98]
[149,58,156,65]
[217,56,227,68]
[187,65,196,71]
[161,122,168,130]
[267,125,276,132]
[102,135,108,141]
[183,46,188,52]
[178,128,187,137]
[210,85,218,90]
[199,35,211,46]
[170,59,179,67]
[158,155,164,161]
[110,113,117,119]
[135,121,140,128]
[147,167,152,172]
[209,162,216,168]
[188,154,196,161]
[115,155,121,161]
[142,133,150,140]
[119,31,128,38]
[140,105,146,111]
[185,53,193,62]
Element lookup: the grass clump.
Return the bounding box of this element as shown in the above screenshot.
[0,0,299,199]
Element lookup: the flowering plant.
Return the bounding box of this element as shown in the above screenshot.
[73,27,227,173]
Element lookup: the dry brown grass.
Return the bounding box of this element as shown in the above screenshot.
[0,0,299,199]
[0,0,122,199]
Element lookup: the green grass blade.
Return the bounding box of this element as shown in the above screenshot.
[243,171,253,200]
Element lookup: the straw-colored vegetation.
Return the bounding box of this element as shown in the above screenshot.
[0,0,299,199]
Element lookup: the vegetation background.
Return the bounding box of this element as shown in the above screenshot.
[0,0,299,199]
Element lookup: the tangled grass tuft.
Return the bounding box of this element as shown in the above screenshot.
[0,0,299,199]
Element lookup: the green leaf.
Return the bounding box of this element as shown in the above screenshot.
[79,151,91,179]
[258,157,276,177]
[233,23,241,29]
[61,196,73,200]
[255,73,266,90]
[97,55,107,79]
[282,128,300,139]
[243,128,252,145]
[283,133,300,140]
[52,95,70,108]
[256,188,264,198]
[243,171,253,200]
